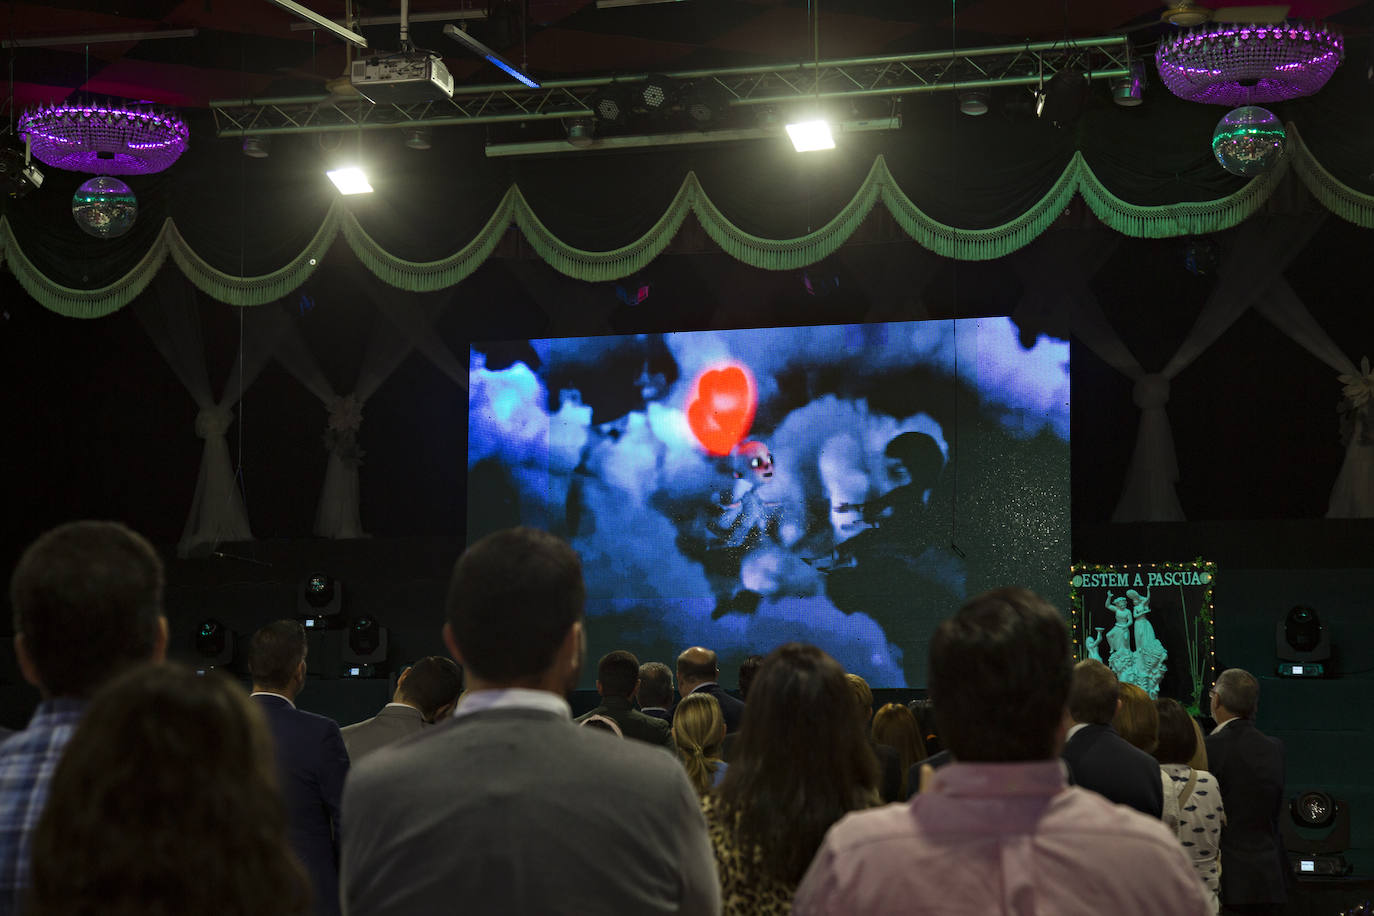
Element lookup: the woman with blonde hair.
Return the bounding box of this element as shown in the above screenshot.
[673,691,727,795]
[872,702,927,798]
[28,662,311,916]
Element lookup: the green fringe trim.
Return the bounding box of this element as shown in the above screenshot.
[2,130,1359,314]
[1288,123,1374,229]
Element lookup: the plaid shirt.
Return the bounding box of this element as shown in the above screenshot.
[0,699,87,916]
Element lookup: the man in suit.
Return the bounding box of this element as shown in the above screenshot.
[249,620,349,916]
[342,655,463,762]
[1206,668,1287,915]
[340,527,719,916]
[0,521,168,916]
[845,673,903,804]
[637,661,674,721]
[676,646,745,733]
[1061,659,1163,818]
[576,650,674,751]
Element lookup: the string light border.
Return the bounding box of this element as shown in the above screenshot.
[1069,559,1218,714]
[18,101,189,175]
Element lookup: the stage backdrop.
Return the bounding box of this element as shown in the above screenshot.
[1070,561,1218,710]
[467,317,1069,688]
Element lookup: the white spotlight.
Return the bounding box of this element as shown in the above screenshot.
[327,166,373,194]
[785,118,834,152]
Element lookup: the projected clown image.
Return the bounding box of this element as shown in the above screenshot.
[468,319,1069,688]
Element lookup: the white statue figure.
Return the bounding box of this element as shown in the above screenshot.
[1125,587,1168,698]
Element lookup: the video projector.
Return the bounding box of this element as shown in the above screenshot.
[350,52,455,104]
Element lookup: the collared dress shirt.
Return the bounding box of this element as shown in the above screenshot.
[0,698,87,916]
[794,759,1212,916]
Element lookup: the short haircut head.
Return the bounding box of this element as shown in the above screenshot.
[248,621,306,691]
[637,662,674,708]
[596,650,640,698]
[930,587,1072,762]
[677,647,718,683]
[1153,698,1198,765]
[9,521,165,698]
[1068,659,1120,725]
[737,654,765,699]
[1214,668,1259,718]
[1113,682,1158,754]
[844,672,873,718]
[397,656,463,720]
[445,527,585,684]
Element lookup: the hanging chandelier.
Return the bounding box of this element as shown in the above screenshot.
[18,101,189,175]
[1155,21,1344,106]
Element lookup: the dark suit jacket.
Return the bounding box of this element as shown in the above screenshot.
[1061,723,1163,818]
[639,706,672,722]
[340,706,719,915]
[576,695,674,750]
[341,704,427,763]
[253,694,350,916]
[678,683,746,734]
[1205,718,1287,906]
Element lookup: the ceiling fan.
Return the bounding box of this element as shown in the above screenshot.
[1120,3,1291,33]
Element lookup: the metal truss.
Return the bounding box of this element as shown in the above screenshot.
[211,36,1132,137]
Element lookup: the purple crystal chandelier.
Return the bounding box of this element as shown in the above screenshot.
[1155,21,1344,106]
[18,101,189,175]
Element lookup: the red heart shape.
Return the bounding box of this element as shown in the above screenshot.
[686,364,756,456]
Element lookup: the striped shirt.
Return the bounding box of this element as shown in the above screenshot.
[0,699,87,916]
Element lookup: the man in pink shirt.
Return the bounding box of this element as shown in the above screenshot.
[793,587,1212,916]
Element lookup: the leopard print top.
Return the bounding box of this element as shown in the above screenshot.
[700,795,796,916]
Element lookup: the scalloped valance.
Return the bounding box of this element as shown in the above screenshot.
[3,124,1370,318]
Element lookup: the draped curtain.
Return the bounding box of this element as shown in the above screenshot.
[134,272,291,555]
[5,126,1371,319]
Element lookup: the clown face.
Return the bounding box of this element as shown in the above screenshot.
[733,440,774,480]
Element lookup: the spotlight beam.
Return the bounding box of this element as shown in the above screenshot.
[443,23,540,89]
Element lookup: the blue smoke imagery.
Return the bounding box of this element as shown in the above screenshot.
[468,318,1070,687]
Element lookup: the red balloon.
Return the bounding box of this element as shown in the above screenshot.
[686,364,756,456]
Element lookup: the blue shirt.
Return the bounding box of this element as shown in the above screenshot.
[0,698,87,916]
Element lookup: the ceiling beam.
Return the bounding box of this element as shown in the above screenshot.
[211,38,1131,137]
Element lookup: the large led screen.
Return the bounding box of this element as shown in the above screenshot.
[468,318,1069,688]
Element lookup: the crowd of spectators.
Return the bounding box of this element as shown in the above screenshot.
[0,520,1289,915]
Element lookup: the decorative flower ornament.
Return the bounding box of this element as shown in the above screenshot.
[1336,356,1374,446]
[328,394,364,432]
[1338,356,1374,408]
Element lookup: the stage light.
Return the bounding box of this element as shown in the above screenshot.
[298,573,343,627]
[404,127,432,150]
[242,136,271,158]
[684,79,730,125]
[786,118,834,152]
[1040,69,1090,127]
[194,618,235,669]
[589,84,633,125]
[565,118,595,148]
[1277,605,1330,677]
[958,90,989,116]
[343,615,388,677]
[1282,790,1352,876]
[443,23,539,89]
[327,166,373,194]
[1112,61,1146,107]
[637,75,677,113]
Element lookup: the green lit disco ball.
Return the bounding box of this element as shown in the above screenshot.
[71,175,138,239]
[1211,106,1286,177]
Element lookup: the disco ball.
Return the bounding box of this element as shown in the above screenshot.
[71,176,137,239]
[1211,106,1286,177]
